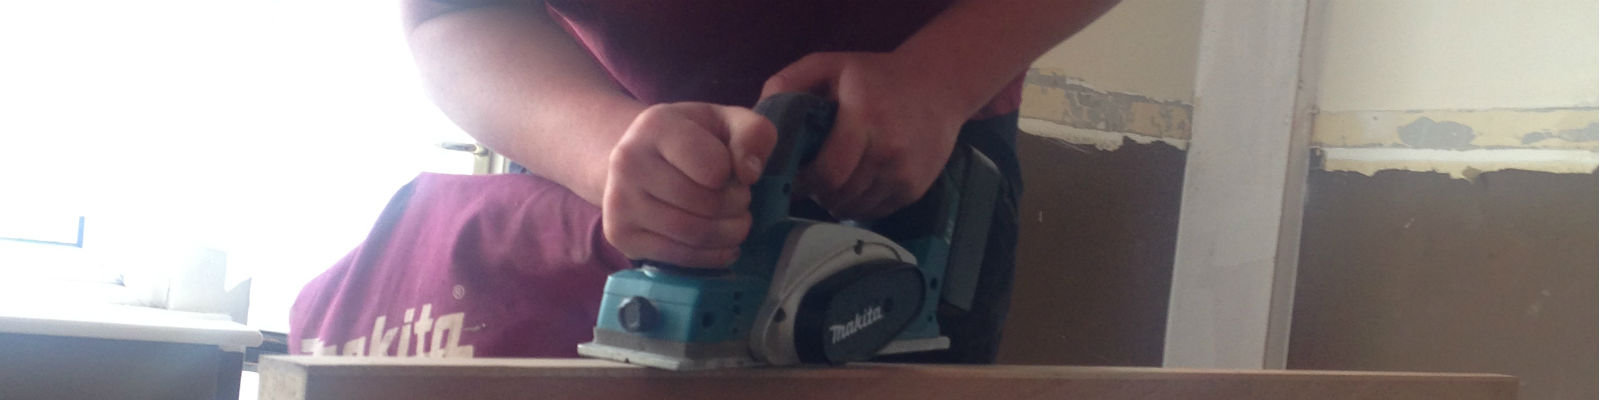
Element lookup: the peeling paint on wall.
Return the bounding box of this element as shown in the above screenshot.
[1318,148,1598,180]
[1396,118,1476,150]
[1312,108,1599,178]
[1021,68,1193,141]
[1020,118,1188,151]
[1313,108,1599,150]
[1522,123,1600,145]
[1019,68,1194,152]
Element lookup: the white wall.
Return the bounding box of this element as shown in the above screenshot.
[1307,0,1598,177]
[1020,0,1205,151]
[1032,0,1204,103]
[1316,0,1599,111]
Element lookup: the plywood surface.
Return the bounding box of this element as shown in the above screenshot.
[261,357,1515,400]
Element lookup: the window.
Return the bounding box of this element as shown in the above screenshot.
[0,1,477,333]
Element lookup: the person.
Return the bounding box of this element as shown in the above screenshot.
[288,0,1115,362]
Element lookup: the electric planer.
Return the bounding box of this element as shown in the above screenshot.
[578,93,1001,370]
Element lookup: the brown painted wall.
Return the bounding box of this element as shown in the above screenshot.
[997,134,1185,366]
[995,131,1595,400]
[1290,169,1598,400]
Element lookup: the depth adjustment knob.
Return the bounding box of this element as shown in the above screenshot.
[617,296,658,332]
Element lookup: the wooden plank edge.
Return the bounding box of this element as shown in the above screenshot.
[261,357,1517,400]
[262,356,1515,382]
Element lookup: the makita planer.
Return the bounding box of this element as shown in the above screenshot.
[578,92,1000,370]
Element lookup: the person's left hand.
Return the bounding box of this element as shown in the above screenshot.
[760,51,973,220]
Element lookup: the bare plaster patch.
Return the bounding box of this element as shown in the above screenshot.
[1318,147,1598,180]
[1311,108,1595,177]
[1021,68,1192,141]
[1314,108,1598,150]
[1397,117,1476,150]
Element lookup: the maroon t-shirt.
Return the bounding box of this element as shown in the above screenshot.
[290,174,627,357]
[547,0,1023,117]
[290,2,1021,358]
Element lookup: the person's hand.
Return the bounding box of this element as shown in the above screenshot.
[761,51,973,220]
[602,103,777,268]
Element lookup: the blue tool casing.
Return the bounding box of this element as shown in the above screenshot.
[580,92,999,368]
[586,93,832,350]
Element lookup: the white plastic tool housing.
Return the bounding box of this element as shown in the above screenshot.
[747,221,915,366]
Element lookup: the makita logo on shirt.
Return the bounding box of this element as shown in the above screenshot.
[300,303,476,358]
[827,305,885,344]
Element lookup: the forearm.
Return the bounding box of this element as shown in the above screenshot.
[895,0,1119,116]
[404,0,642,204]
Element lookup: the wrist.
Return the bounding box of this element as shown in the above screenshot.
[586,97,649,195]
[505,93,644,206]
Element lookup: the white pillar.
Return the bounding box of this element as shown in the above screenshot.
[1163,0,1322,369]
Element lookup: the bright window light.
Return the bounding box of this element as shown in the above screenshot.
[0,1,477,332]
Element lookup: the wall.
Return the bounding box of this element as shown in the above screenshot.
[1030,0,1201,103]
[1292,169,1596,400]
[1018,0,1201,152]
[1309,0,1598,178]
[1290,1,1598,399]
[1316,0,1596,112]
[1003,6,1596,396]
[997,0,1201,366]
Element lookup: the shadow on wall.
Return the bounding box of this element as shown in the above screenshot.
[998,133,1185,366]
[997,132,1598,400]
[1291,169,1599,400]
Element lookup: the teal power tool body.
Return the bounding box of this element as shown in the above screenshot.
[577,93,1001,370]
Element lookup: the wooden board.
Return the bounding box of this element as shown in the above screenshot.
[260,357,1515,400]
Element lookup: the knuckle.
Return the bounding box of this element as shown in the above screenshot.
[601,189,628,218]
[730,115,765,139]
[890,164,919,185]
[612,137,660,169]
[679,219,721,247]
[630,107,665,131]
[764,72,789,89]
[717,249,740,265]
[806,52,844,63]
[682,198,716,218]
[798,52,828,64]
[887,193,915,210]
[715,218,748,246]
[639,104,678,121]
[665,214,699,239]
[766,69,805,92]
[836,56,860,70]
[873,135,909,160]
[630,105,685,136]
[819,168,851,191]
[685,162,729,189]
[601,219,620,242]
[695,250,735,268]
[690,217,746,248]
[795,52,828,66]
[691,190,727,217]
[602,221,634,253]
[727,187,752,212]
[728,215,753,241]
[607,149,639,174]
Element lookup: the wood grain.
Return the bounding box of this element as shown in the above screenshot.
[260,357,1516,400]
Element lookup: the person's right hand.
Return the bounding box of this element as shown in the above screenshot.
[602,103,777,269]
